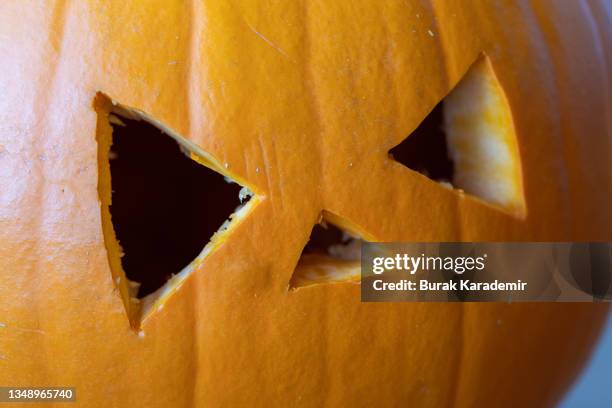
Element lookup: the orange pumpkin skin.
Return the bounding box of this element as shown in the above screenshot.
[0,1,610,407]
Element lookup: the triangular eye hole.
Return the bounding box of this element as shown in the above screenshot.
[390,55,526,218]
[290,216,362,289]
[95,94,255,327]
[389,100,453,184]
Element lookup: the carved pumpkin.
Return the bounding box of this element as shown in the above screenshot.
[0,1,609,407]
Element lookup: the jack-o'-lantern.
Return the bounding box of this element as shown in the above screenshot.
[0,1,610,406]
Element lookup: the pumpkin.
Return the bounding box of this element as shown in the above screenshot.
[0,1,610,407]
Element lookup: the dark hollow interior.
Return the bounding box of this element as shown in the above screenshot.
[108,115,242,297]
[389,102,454,182]
[302,222,353,257]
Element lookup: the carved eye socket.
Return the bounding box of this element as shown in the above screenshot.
[390,56,526,218]
[95,94,255,327]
